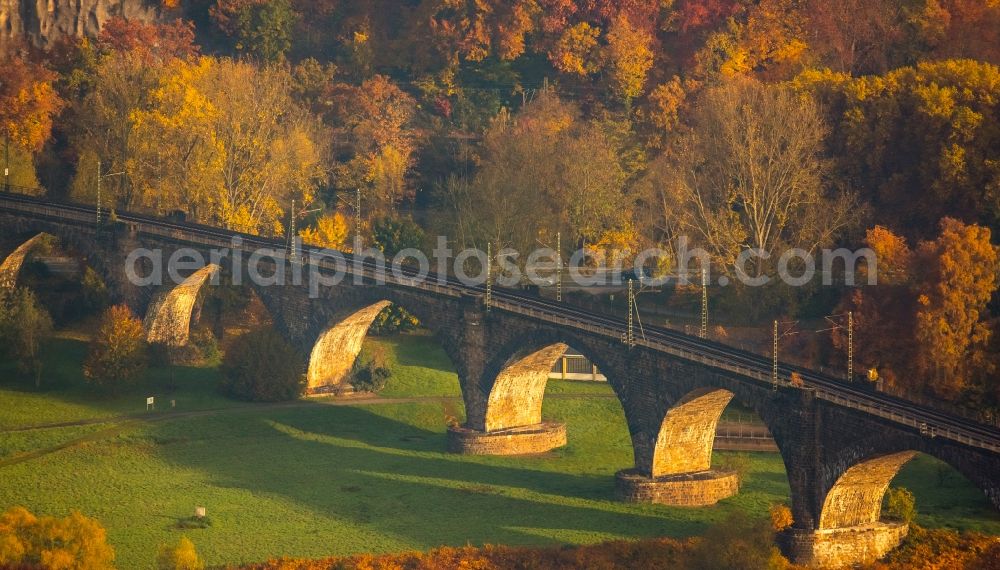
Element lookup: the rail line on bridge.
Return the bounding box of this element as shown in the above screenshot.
[2,191,998,454]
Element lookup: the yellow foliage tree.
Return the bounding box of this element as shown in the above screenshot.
[299,212,350,250]
[0,506,115,569]
[792,59,1000,233]
[914,218,998,398]
[157,536,203,570]
[605,15,654,102]
[589,223,642,268]
[129,57,328,235]
[551,22,601,75]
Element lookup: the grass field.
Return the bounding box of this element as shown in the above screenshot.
[1,331,997,568]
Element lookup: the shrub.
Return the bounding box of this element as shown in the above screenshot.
[175,516,212,530]
[220,328,304,402]
[884,486,917,523]
[83,304,148,393]
[0,506,115,569]
[350,345,391,393]
[157,536,204,570]
[686,511,786,570]
[189,326,221,363]
[80,267,110,315]
[769,504,794,531]
[881,525,999,569]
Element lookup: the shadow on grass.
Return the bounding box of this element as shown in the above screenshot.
[152,404,709,550]
[0,337,235,428]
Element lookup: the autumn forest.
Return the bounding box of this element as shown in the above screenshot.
[1,1,1000,566]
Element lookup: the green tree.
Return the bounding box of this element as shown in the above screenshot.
[369,304,419,336]
[372,217,425,257]
[83,304,148,393]
[80,267,110,315]
[221,328,304,402]
[884,487,917,523]
[0,287,54,388]
[235,0,297,62]
[2,144,42,192]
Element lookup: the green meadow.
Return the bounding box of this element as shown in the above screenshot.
[1,332,997,568]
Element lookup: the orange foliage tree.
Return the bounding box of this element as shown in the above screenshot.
[97,17,199,62]
[0,506,115,569]
[0,54,63,153]
[837,221,998,401]
[913,218,998,399]
[329,75,417,219]
[83,304,148,392]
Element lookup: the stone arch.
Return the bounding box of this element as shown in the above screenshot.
[819,450,918,529]
[143,264,221,347]
[0,233,50,288]
[449,329,625,455]
[306,300,392,391]
[484,342,568,431]
[651,387,734,477]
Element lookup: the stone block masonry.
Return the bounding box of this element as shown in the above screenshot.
[447,422,567,455]
[781,523,909,568]
[615,469,740,506]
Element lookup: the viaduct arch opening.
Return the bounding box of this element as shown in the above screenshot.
[143,264,222,347]
[306,301,392,391]
[617,386,743,507]
[789,449,1000,567]
[483,342,568,432]
[0,233,51,289]
[449,337,625,456]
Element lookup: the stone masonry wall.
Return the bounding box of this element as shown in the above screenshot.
[447,422,567,455]
[781,523,909,568]
[615,469,740,507]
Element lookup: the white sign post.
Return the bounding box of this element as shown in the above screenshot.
[146,396,155,411]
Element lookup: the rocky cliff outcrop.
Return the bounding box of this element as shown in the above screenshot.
[0,0,162,52]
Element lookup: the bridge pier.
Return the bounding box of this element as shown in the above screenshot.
[616,387,740,506]
[614,468,739,506]
[447,422,567,455]
[780,523,908,568]
[449,338,569,455]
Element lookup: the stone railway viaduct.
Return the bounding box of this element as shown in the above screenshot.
[1,192,998,568]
